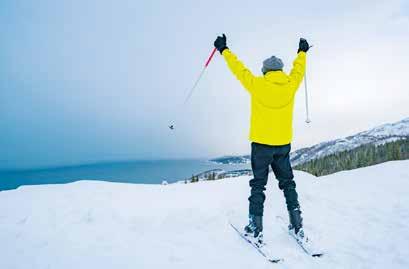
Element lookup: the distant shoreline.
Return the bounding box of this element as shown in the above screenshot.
[0,159,251,191]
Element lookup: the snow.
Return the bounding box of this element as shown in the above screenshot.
[210,118,409,167]
[1,160,409,269]
[291,117,409,166]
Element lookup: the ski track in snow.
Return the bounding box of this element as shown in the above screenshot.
[0,160,408,269]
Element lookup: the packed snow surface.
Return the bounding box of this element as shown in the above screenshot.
[1,160,408,269]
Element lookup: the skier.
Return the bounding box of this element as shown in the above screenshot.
[214,34,310,242]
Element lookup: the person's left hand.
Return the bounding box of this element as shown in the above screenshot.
[214,34,228,54]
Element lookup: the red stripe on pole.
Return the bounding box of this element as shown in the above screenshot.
[204,47,217,67]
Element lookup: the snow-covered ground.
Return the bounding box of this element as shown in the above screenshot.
[1,161,408,269]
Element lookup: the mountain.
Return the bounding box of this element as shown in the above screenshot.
[210,155,250,165]
[290,117,409,166]
[211,117,409,167]
[1,160,408,268]
[294,138,409,176]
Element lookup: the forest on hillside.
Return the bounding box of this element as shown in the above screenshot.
[294,138,409,177]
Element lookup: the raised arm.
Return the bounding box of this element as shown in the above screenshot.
[289,38,310,91]
[288,51,306,90]
[222,49,256,92]
[214,34,255,93]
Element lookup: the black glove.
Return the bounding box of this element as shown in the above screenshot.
[214,34,228,54]
[298,38,310,53]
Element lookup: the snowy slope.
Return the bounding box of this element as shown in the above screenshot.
[210,155,250,164]
[1,161,409,269]
[291,117,409,166]
[210,117,409,167]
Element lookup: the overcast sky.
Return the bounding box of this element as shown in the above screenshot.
[1,0,408,170]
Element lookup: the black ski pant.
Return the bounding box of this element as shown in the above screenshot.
[249,142,299,216]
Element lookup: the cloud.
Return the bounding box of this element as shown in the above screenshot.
[1,0,408,169]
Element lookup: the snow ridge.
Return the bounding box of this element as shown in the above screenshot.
[290,117,409,166]
[210,117,409,167]
[1,161,409,269]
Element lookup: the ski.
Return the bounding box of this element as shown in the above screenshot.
[229,222,283,264]
[276,216,324,258]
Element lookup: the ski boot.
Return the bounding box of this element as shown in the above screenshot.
[288,208,308,244]
[244,214,264,246]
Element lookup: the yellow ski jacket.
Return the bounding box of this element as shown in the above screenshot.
[222,49,306,145]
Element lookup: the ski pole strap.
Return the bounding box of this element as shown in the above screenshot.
[204,48,217,67]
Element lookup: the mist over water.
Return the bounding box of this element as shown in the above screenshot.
[0,159,251,191]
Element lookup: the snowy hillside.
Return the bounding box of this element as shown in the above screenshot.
[211,118,409,167]
[1,160,409,269]
[291,117,409,166]
[210,155,250,165]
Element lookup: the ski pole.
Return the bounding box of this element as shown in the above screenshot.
[304,44,313,124]
[183,47,217,105]
[169,47,217,130]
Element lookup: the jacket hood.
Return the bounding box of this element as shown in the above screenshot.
[254,71,294,109]
[264,71,289,84]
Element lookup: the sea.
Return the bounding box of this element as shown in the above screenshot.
[0,159,251,191]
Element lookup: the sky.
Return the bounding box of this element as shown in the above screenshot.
[1,0,408,170]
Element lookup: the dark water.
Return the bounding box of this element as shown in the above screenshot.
[0,160,251,191]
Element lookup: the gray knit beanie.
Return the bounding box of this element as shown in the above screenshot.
[261,56,284,74]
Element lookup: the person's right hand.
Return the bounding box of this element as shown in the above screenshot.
[298,38,310,53]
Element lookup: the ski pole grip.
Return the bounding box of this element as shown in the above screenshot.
[204,47,217,67]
